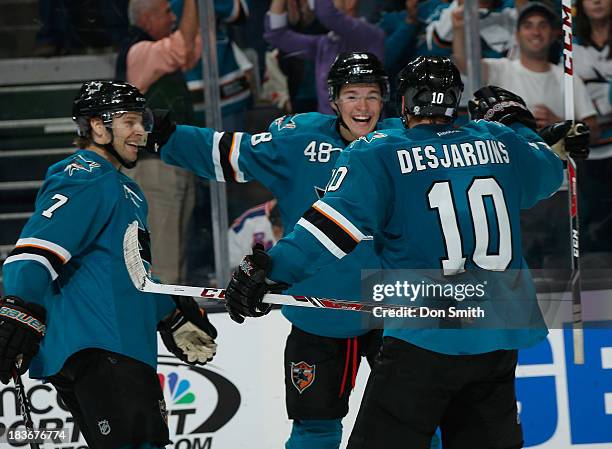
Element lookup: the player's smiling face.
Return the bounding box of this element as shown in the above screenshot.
[334,83,383,141]
[111,112,147,164]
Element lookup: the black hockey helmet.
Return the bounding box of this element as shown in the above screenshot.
[396,56,464,123]
[327,52,390,102]
[72,80,152,137]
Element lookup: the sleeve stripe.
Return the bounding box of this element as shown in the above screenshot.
[296,218,347,259]
[4,254,59,280]
[312,201,365,242]
[218,132,236,182]
[211,131,226,182]
[302,207,360,255]
[9,245,65,274]
[15,237,71,262]
[229,132,246,182]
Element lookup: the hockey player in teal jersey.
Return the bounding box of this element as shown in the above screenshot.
[225,57,590,448]
[0,81,217,449]
[146,53,424,449]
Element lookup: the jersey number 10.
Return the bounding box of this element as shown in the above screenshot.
[427,177,512,276]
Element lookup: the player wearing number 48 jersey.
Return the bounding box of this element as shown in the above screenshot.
[145,53,429,449]
[225,57,590,449]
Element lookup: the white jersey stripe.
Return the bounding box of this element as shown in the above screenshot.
[212,131,226,182]
[16,237,71,262]
[313,201,366,242]
[4,254,59,280]
[230,132,246,182]
[297,218,346,259]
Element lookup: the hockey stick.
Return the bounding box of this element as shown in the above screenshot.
[562,0,584,364]
[13,368,42,449]
[123,221,403,314]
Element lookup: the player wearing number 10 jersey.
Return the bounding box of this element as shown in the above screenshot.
[225,56,565,448]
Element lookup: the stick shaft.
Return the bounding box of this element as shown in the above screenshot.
[561,0,584,364]
[13,370,41,449]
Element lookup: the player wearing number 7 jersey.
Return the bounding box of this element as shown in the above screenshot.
[225,57,572,448]
[1,81,218,449]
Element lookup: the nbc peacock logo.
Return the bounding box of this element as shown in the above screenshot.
[157,356,241,436]
[159,372,196,405]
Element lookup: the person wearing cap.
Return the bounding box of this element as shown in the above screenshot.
[452,1,599,139]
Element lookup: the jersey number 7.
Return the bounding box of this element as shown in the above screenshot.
[427,177,512,276]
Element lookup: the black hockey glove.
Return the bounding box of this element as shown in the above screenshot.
[468,85,537,131]
[158,296,217,365]
[144,109,176,155]
[538,120,590,160]
[225,244,290,324]
[0,296,46,384]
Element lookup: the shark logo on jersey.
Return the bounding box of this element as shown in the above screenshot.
[64,155,101,176]
[123,185,143,208]
[273,114,300,131]
[354,131,387,146]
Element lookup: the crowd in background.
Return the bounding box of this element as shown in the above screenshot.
[19,0,612,282]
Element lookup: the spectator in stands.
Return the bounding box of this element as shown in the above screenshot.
[115,0,200,284]
[429,0,521,59]
[378,0,450,115]
[264,0,385,114]
[573,0,612,257]
[228,200,283,268]
[453,1,599,139]
[575,0,612,143]
[279,0,326,113]
[171,0,252,130]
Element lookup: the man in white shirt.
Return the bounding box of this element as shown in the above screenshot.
[453,1,599,141]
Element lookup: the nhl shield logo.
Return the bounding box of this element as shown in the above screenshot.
[291,361,316,394]
[98,419,111,435]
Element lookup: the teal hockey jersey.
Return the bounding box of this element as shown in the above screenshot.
[267,121,564,354]
[2,150,175,378]
[161,112,403,337]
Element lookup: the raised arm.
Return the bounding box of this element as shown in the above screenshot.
[451,3,489,81]
[312,0,385,49]
[178,0,199,47]
[263,0,319,60]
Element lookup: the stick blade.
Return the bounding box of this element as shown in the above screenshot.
[123,221,148,291]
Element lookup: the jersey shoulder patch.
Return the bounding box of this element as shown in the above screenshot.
[48,151,114,182]
[63,154,103,176]
[270,112,336,136]
[349,131,389,149]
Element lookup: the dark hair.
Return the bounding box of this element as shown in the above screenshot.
[575,0,612,59]
[73,136,92,149]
